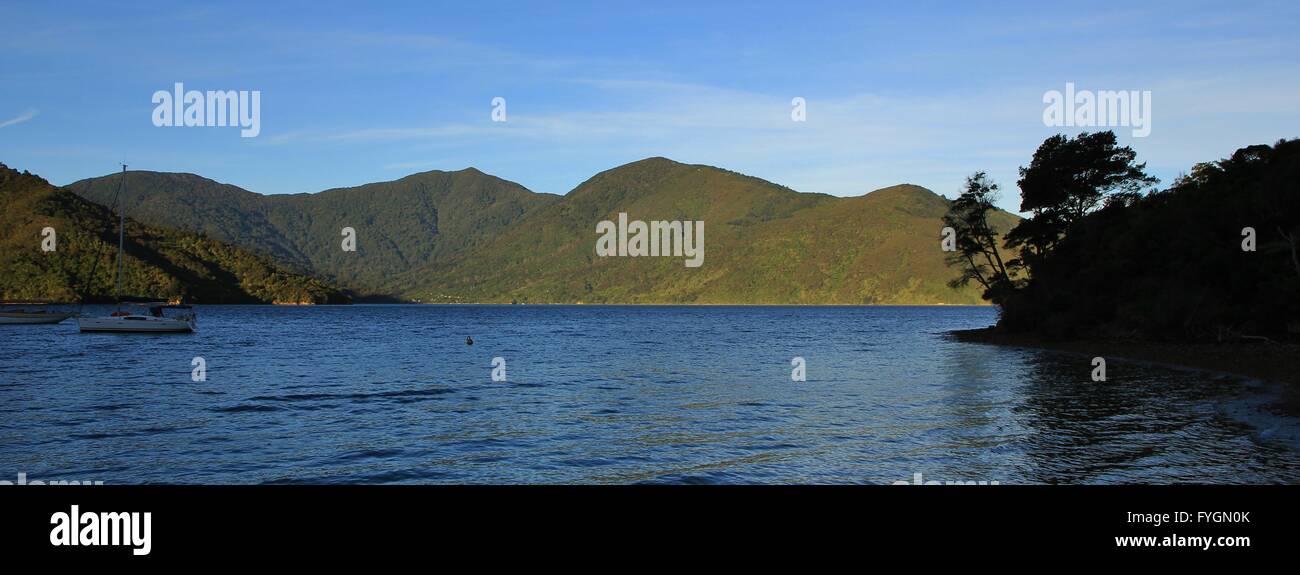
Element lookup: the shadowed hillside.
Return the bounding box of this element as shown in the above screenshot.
[0,164,347,304]
[66,167,558,293]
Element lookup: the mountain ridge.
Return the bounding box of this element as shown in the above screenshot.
[63,157,1019,304]
[66,166,558,291]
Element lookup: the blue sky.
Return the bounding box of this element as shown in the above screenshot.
[2,0,1297,213]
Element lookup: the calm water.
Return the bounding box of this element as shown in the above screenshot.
[2,305,1298,484]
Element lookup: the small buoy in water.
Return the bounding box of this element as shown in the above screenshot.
[466,336,474,346]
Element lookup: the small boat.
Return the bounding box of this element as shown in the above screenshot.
[78,301,195,333]
[77,165,197,334]
[0,302,77,325]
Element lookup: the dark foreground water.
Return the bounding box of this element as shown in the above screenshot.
[1,305,1298,484]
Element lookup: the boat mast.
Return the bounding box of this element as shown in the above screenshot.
[114,164,126,308]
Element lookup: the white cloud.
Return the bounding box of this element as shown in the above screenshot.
[0,109,38,128]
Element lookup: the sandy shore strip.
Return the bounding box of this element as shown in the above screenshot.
[950,327,1300,416]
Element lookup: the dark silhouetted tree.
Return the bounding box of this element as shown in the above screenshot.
[943,172,1016,304]
[1005,131,1157,275]
[992,138,1299,339]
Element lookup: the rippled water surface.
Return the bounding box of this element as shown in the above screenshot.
[2,305,1298,484]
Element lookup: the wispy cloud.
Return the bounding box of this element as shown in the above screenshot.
[253,79,1041,201]
[258,65,1300,210]
[4,1,1298,206]
[0,109,38,128]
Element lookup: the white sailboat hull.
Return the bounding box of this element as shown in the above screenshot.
[0,312,77,325]
[77,316,194,333]
[77,167,198,334]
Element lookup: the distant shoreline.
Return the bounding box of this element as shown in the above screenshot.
[392,302,998,307]
[951,327,1300,416]
[70,301,1000,307]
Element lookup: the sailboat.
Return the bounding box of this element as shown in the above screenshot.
[0,302,78,325]
[77,165,196,334]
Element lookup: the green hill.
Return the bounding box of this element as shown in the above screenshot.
[393,158,1019,303]
[65,158,1018,304]
[65,167,557,292]
[0,164,347,304]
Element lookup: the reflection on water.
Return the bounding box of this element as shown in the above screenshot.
[1012,353,1294,483]
[0,305,1296,484]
